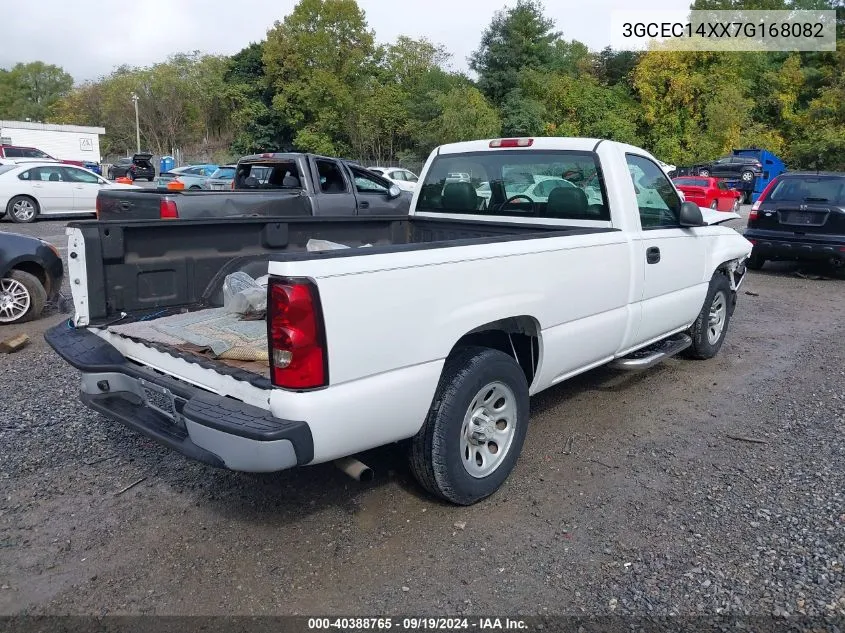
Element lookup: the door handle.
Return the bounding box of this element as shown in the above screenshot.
[360,200,370,209]
[646,246,661,264]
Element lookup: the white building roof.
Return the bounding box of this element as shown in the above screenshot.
[0,120,106,135]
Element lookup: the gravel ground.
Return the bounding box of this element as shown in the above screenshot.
[0,212,843,620]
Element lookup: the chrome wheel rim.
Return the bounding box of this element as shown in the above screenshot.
[12,200,35,222]
[707,290,727,345]
[460,381,517,478]
[741,171,753,182]
[0,277,31,322]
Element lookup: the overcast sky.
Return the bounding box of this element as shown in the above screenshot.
[2,0,690,82]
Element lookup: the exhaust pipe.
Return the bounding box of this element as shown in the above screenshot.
[334,457,374,482]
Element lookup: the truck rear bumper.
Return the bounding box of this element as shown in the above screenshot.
[44,323,314,472]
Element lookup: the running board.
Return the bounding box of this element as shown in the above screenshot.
[610,334,692,370]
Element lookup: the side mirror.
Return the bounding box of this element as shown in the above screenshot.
[679,201,705,227]
[388,184,401,199]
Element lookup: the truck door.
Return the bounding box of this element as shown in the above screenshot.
[626,154,708,344]
[311,158,356,216]
[346,165,409,215]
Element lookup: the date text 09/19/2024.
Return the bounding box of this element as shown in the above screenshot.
[307,617,528,630]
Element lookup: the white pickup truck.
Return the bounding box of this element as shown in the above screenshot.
[46,137,752,505]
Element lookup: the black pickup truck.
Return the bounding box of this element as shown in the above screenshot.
[96,153,412,220]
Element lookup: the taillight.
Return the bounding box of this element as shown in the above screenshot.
[751,177,779,214]
[489,138,533,148]
[96,195,102,218]
[160,199,178,219]
[268,278,327,389]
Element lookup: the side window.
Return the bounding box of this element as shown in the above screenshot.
[316,159,348,193]
[4,148,23,158]
[18,168,33,180]
[626,154,682,229]
[63,167,99,183]
[405,171,418,183]
[716,181,728,190]
[351,167,389,194]
[391,171,406,181]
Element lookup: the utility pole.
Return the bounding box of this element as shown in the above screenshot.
[130,92,141,153]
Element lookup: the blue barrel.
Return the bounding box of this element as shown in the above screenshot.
[160,155,175,174]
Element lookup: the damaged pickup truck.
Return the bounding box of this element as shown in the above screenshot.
[45,137,752,505]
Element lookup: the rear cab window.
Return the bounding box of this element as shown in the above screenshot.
[416,150,610,221]
[235,161,301,189]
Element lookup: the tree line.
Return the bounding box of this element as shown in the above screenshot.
[1,0,843,170]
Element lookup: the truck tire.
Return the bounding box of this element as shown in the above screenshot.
[409,346,530,505]
[685,273,733,360]
[0,269,46,324]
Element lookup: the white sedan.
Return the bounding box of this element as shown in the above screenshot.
[366,167,419,192]
[0,162,140,223]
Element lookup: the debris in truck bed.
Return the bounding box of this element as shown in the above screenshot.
[108,307,268,362]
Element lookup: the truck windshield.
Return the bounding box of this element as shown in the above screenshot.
[417,150,610,221]
[767,176,845,204]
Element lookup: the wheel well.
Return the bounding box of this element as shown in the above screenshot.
[450,316,540,386]
[11,262,49,295]
[6,194,38,212]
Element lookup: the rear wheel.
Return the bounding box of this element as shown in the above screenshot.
[7,196,39,223]
[741,170,754,182]
[709,199,718,209]
[698,168,710,177]
[685,273,733,360]
[0,270,46,324]
[732,197,740,213]
[409,346,529,505]
[189,185,201,190]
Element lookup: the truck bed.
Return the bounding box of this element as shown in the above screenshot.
[68,215,616,383]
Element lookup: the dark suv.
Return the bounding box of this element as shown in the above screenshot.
[743,172,845,270]
[695,156,763,183]
[107,153,155,181]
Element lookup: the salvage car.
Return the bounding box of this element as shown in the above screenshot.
[672,176,742,212]
[107,154,156,182]
[743,171,845,270]
[204,164,238,190]
[1,231,63,324]
[156,164,219,190]
[366,167,419,192]
[46,137,752,505]
[0,162,140,223]
[695,155,763,183]
[96,153,412,220]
